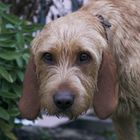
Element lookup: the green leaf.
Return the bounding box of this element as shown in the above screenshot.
[23,53,29,64]
[17,71,24,81]
[5,131,17,140]
[16,32,25,48]
[0,92,18,99]
[0,12,22,25]
[0,40,16,48]
[0,80,9,92]
[0,67,13,82]
[0,33,15,41]
[8,108,20,116]
[22,23,43,33]
[12,85,22,97]
[0,120,12,131]
[16,58,23,68]
[5,23,15,29]
[0,107,10,121]
[0,3,10,12]
[0,51,22,60]
[0,120,16,140]
[10,71,17,83]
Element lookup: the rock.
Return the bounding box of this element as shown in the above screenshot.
[14,115,115,140]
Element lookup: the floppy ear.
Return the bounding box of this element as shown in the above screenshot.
[93,50,118,119]
[19,57,40,120]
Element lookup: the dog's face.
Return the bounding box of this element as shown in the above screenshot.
[32,12,107,119]
[19,11,118,120]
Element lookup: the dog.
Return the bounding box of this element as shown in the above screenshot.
[19,0,140,139]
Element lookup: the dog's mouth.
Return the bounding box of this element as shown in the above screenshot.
[42,108,79,120]
[55,108,77,120]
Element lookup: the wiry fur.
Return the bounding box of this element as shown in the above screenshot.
[31,0,140,139]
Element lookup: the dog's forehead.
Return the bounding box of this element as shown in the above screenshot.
[32,12,107,56]
[46,14,97,45]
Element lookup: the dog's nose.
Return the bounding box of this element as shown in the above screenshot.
[53,91,74,110]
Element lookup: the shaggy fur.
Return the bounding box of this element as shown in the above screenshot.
[19,0,140,140]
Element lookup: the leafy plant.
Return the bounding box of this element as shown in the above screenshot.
[0,3,43,140]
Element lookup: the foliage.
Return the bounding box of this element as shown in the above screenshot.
[0,0,39,21]
[0,3,43,140]
[0,0,53,22]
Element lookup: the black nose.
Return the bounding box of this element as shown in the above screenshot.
[53,91,74,110]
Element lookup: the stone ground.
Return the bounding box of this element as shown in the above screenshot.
[14,115,116,140]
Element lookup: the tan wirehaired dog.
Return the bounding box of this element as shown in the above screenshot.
[19,0,140,140]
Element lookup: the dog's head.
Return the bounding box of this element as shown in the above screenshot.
[19,11,118,120]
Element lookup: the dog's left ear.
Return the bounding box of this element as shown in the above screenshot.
[19,57,40,120]
[93,50,118,119]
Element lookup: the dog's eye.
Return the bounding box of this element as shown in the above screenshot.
[43,52,54,64]
[78,52,91,63]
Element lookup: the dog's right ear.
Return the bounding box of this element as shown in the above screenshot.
[19,57,40,120]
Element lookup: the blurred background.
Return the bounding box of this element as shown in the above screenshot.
[0,0,136,140]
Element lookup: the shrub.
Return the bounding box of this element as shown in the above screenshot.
[0,3,42,140]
